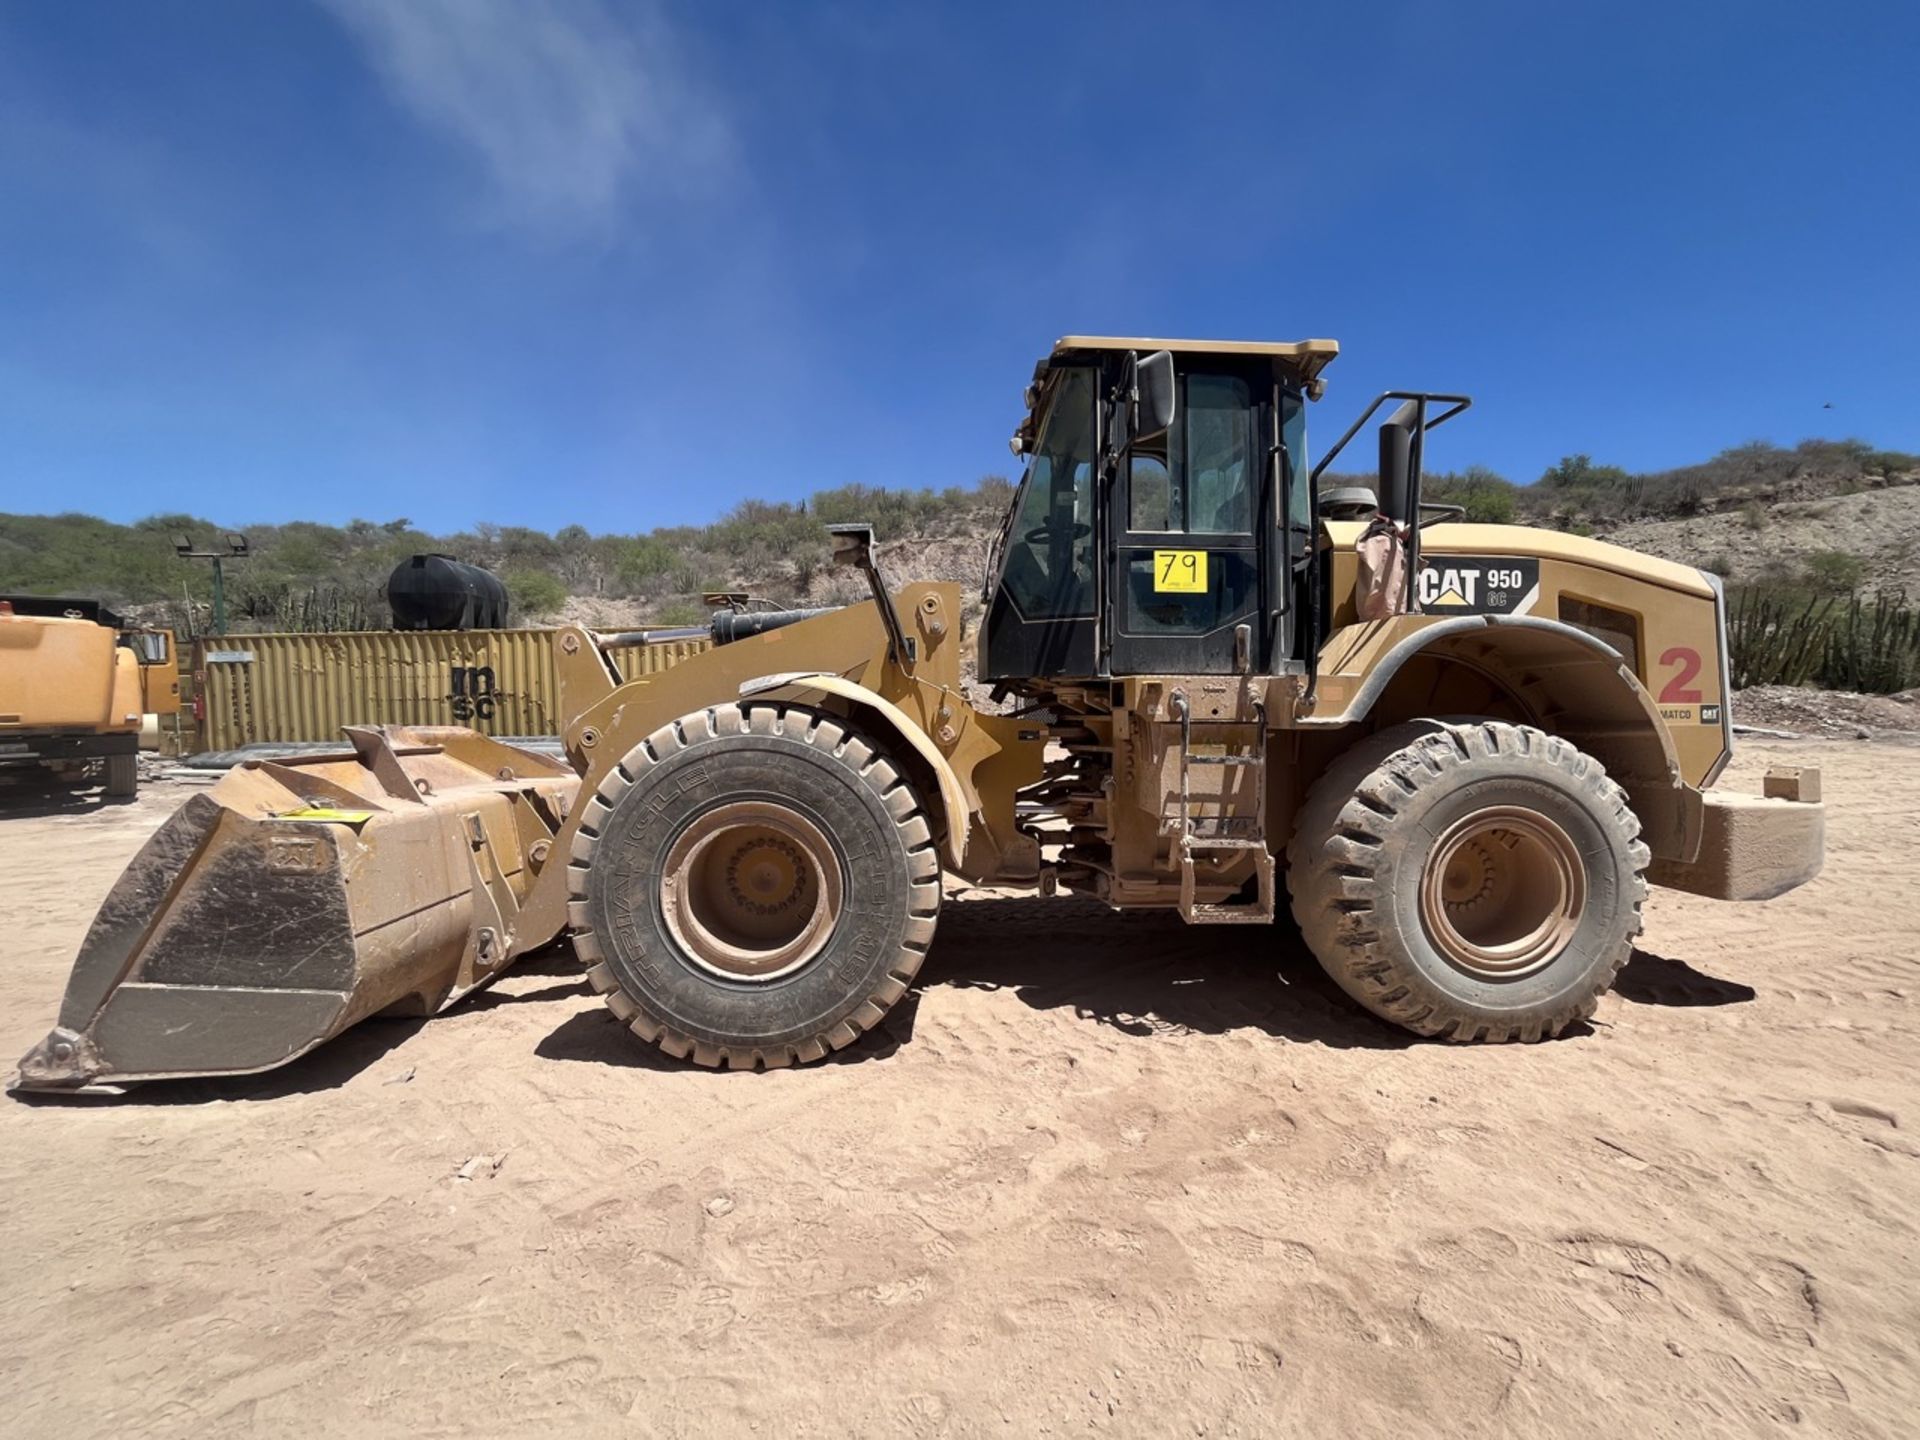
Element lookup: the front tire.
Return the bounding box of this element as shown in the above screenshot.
[568,704,941,1069]
[1286,720,1648,1042]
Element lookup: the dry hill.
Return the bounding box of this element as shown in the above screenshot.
[4,438,1919,697]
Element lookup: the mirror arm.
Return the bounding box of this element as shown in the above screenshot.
[826,523,914,670]
[1418,500,1467,528]
[1309,391,1472,484]
[1103,354,1139,461]
[1270,439,1291,529]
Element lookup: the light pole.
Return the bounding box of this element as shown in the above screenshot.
[174,533,249,636]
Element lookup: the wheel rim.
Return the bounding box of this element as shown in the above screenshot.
[660,801,844,982]
[1419,806,1586,979]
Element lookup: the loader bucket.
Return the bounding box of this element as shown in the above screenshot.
[13,727,579,1091]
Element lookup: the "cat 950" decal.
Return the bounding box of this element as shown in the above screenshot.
[1416,556,1541,616]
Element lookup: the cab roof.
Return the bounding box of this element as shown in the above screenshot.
[1,594,125,628]
[1047,334,1340,384]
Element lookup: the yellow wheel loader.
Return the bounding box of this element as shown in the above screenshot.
[15,337,1826,1091]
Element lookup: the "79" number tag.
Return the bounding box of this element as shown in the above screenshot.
[1153,550,1208,593]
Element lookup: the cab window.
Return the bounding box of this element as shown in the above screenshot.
[123,632,171,664]
[1186,376,1251,532]
[1125,374,1251,534]
[1004,368,1097,617]
[1282,387,1309,533]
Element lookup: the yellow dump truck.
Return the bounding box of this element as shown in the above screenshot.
[0,597,177,798]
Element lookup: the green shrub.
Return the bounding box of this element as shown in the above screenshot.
[1865,449,1919,478]
[505,568,568,618]
[1532,454,1636,516]
[1425,466,1517,524]
[1803,549,1867,595]
[651,601,709,627]
[612,537,676,591]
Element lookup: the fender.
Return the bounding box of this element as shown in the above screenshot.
[1308,615,1669,729]
[1306,614,1700,862]
[738,670,972,870]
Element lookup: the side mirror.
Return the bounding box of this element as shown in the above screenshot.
[1134,350,1176,441]
[1377,400,1419,522]
[826,523,875,568]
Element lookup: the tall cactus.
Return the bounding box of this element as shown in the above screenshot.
[1730,586,1920,693]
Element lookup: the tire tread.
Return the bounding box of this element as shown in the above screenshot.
[567,701,940,1070]
[1286,719,1648,1043]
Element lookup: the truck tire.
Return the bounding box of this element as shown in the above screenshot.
[568,703,941,1069]
[1286,719,1648,1042]
[105,753,138,799]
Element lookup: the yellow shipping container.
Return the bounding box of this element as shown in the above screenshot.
[191,628,706,754]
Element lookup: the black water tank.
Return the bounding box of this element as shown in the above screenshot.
[387,555,510,631]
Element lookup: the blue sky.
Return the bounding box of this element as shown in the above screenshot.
[1,1,1915,533]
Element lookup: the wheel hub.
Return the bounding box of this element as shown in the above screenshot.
[1419,806,1586,979]
[726,836,809,915]
[660,802,844,982]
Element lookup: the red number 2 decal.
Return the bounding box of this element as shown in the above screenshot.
[1658,646,1703,704]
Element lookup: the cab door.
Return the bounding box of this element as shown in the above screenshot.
[1106,371,1271,676]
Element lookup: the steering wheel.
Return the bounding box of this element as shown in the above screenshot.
[1024,520,1092,545]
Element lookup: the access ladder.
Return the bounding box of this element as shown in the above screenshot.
[1170,691,1275,924]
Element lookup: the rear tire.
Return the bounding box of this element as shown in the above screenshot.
[568,704,941,1069]
[1286,719,1648,1042]
[105,753,138,798]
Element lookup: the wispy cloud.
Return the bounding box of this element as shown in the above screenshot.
[319,0,730,235]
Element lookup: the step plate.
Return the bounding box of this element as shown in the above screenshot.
[1177,850,1276,926]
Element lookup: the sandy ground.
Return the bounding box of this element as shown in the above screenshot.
[1,741,1916,1438]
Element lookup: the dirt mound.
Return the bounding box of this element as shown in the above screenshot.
[1735,685,1920,737]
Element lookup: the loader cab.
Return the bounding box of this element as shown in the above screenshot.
[980,335,1338,684]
